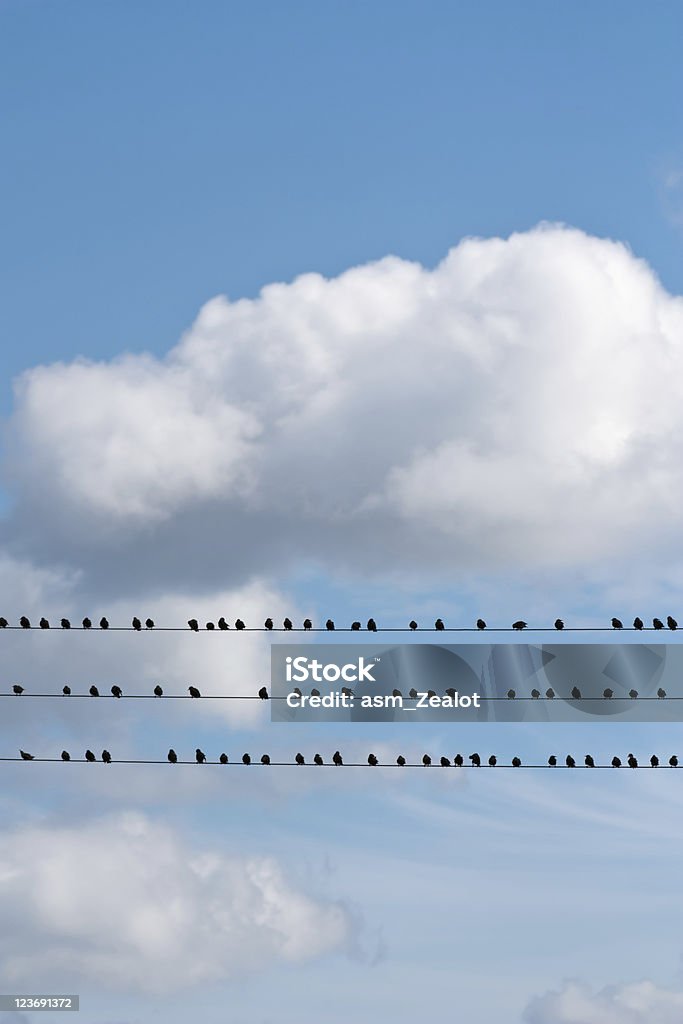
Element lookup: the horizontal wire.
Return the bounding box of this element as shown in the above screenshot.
[0,758,676,768]
[0,692,679,700]
[0,625,678,632]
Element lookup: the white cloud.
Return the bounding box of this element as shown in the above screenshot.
[0,812,353,994]
[7,224,683,575]
[524,979,683,1024]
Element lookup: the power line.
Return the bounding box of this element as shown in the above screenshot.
[1,755,678,768]
[0,688,676,700]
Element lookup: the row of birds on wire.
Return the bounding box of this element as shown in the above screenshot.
[0,616,680,631]
[11,748,681,768]
[3,683,673,700]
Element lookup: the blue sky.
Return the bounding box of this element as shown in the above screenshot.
[2,2,683,1023]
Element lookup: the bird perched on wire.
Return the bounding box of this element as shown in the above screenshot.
[469,753,481,766]
[132,617,142,631]
[548,755,557,766]
[445,687,456,699]
[367,618,377,632]
[258,686,269,700]
[435,618,445,631]
[603,688,613,699]
[303,619,312,631]
[168,749,177,763]
[243,753,251,765]
[611,617,623,629]
[409,688,418,699]
[188,619,199,631]
[650,755,659,767]
[291,687,302,698]
[153,685,163,697]
[629,689,638,700]
[507,689,516,700]
[310,688,321,697]
[61,750,70,761]
[571,686,582,700]
[409,620,418,631]
[488,755,497,766]
[0,616,6,628]
[111,685,122,698]
[264,618,273,630]
[422,754,431,766]
[566,755,576,767]
[653,617,664,630]
[326,619,335,631]
[454,754,464,766]
[61,618,70,629]
[368,754,379,766]
[392,689,402,698]
[261,754,270,765]
[531,688,541,699]
[585,754,595,768]
[546,688,555,699]
[206,621,215,630]
[283,618,293,631]
[333,751,343,766]
[62,685,71,695]
[99,617,109,629]
[82,617,92,629]
[145,618,154,630]
[39,617,49,629]
[633,617,644,630]
[512,620,527,630]
[12,684,24,695]
[396,755,406,766]
[295,753,305,765]
[668,615,678,630]
[658,688,667,699]
[219,753,228,764]
[218,617,229,630]
[440,756,450,767]
[341,686,354,698]
[351,621,361,631]
[235,619,245,630]
[89,686,99,697]
[554,619,564,630]
[627,753,638,768]
[188,686,201,698]
[476,619,486,630]
[20,750,34,760]
[102,750,112,763]
[85,750,96,762]
[196,749,206,763]
[20,616,30,629]
[669,755,678,767]
[511,757,522,767]
[313,754,324,765]
[611,756,621,767]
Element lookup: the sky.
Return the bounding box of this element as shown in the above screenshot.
[2,1,683,1022]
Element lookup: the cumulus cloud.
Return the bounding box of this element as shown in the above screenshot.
[523,978,683,1024]
[0,812,353,994]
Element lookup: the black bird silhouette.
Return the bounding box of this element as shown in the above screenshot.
[409,688,418,699]
[89,686,99,697]
[13,684,24,695]
[313,754,324,765]
[612,756,622,767]
[188,619,199,631]
[392,689,402,698]
[61,618,70,629]
[454,754,464,766]
[548,755,557,766]
[220,753,228,764]
[627,753,638,768]
[310,688,321,697]
[292,687,302,698]
[531,688,541,699]
[258,686,269,700]
[670,755,678,767]
[369,754,379,766]
[650,755,659,767]
[188,686,201,698]
[243,753,251,765]
[409,620,418,630]
[629,689,638,700]
[261,754,270,765]
[303,619,312,630]
[0,617,7,628]
[154,685,163,697]
[571,686,581,700]
[39,617,49,629]
[196,748,206,763]
[145,618,154,629]
[20,616,30,628]
[585,754,595,768]
[132,617,142,631]
[658,687,667,699]
[435,618,445,631]
[469,753,481,766]
[264,618,273,630]
[333,751,343,766]
[20,750,34,760]
[488,755,497,766]
[440,756,450,767]
[206,622,215,630]
[235,619,245,630]
[168,749,178,763]
[566,755,576,767]
[341,686,354,698]
[511,756,522,767]
[63,685,71,695]
[367,618,377,631]
[102,750,112,763]
[653,618,664,630]
[507,689,516,699]
[61,750,70,761]
[422,754,431,766]
[99,617,109,629]
[295,753,305,765]
[426,689,437,699]
[351,621,361,631]
[82,617,92,629]
[396,755,406,766]
[546,688,555,699]
[326,619,335,630]
[445,687,456,699]
[218,617,229,630]
[476,618,486,630]
[512,620,527,630]
[283,618,293,630]
[611,617,623,629]
[111,686,122,698]
[633,617,644,630]
[603,688,613,699]
[554,618,564,630]
[668,616,678,630]
[85,750,96,762]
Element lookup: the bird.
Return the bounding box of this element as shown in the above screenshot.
[102,750,112,763]
[476,618,486,630]
[99,617,109,629]
[188,686,201,698]
[369,754,379,766]
[507,689,516,699]
[292,687,303,698]
[603,688,613,699]
[235,619,245,630]
[62,686,71,695]
[445,688,456,699]
[422,754,431,766]
[367,618,377,632]
[512,620,527,630]
[469,753,481,766]
[206,621,215,630]
[435,618,445,631]
[258,686,269,700]
[341,686,354,698]
[303,619,312,631]
[409,688,418,699]
[554,618,564,630]
[264,618,273,630]
[153,685,163,697]
[546,688,555,699]
[629,689,638,700]
[333,751,343,766]
[82,617,92,629]
[351,621,361,631]
[218,617,229,630]
[571,686,582,700]
[219,753,228,764]
[658,688,667,699]
[531,688,541,699]
[409,620,418,630]
[261,754,270,765]
[132,617,142,631]
[111,685,122,698]
[454,754,464,766]
[653,618,664,630]
[326,619,335,630]
[396,755,406,766]
[168,749,178,763]
[627,753,638,768]
[60,618,70,629]
[612,756,622,768]
[668,615,678,630]
[283,618,293,630]
[566,755,576,767]
[670,755,678,767]
[310,688,321,697]
[61,750,70,761]
[12,684,24,695]
[89,686,99,697]
[585,754,595,768]
[511,756,522,767]
[313,754,324,765]
[85,750,96,762]
[392,689,402,698]
[188,619,199,631]
[650,755,659,767]
[426,689,436,699]
[20,616,30,628]
[20,750,34,760]
[295,753,305,765]
[633,617,644,630]
[611,617,623,629]
[243,753,251,765]
[0,617,6,628]
[145,618,154,629]
[548,755,557,766]
[196,748,206,763]
[39,617,49,629]
[439,756,450,767]
[488,755,497,766]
